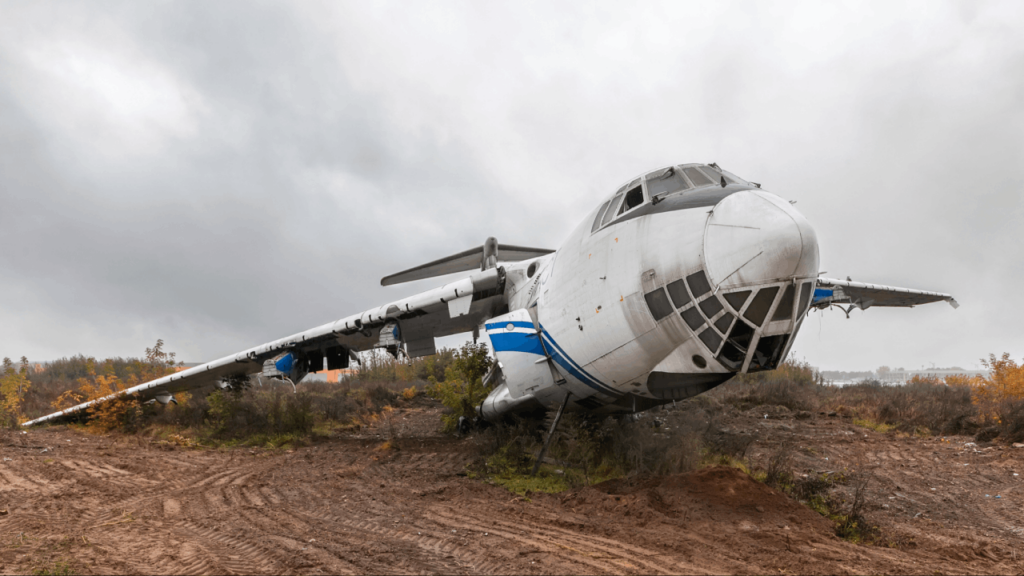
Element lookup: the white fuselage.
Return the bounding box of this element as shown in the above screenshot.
[480,169,819,419]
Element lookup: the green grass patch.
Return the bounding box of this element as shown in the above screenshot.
[487,465,569,497]
[701,451,752,475]
[853,418,893,433]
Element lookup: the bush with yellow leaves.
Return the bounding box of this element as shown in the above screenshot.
[0,357,32,428]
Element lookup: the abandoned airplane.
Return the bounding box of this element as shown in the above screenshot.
[24,162,957,428]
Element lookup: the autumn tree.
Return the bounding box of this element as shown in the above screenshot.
[0,357,31,427]
[972,353,1024,421]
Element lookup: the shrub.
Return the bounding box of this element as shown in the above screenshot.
[712,359,821,412]
[427,343,493,433]
[205,387,315,440]
[835,377,976,436]
[606,416,702,477]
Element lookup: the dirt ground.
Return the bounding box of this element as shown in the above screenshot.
[2,402,1023,575]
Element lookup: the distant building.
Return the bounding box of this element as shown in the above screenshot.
[879,369,989,384]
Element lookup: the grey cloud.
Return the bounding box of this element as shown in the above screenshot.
[0,0,1022,372]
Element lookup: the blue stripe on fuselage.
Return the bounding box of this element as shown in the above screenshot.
[540,329,621,397]
[488,331,546,356]
[488,321,621,398]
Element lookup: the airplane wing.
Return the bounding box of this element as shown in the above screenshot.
[23,266,510,427]
[812,277,959,311]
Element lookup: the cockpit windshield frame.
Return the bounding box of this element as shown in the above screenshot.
[590,163,749,234]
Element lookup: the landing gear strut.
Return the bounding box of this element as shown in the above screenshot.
[532,391,572,476]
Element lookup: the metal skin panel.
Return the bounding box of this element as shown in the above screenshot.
[485,311,557,399]
[24,162,957,428]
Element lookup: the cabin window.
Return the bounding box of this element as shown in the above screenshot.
[683,167,714,187]
[600,193,623,228]
[591,200,611,233]
[666,279,690,308]
[681,307,704,331]
[619,185,644,214]
[698,296,724,319]
[646,166,692,198]
[698,327,722,352]
[772,284,796,321]
[724,290,751,312]
[686,270,712,298]
[743,286,780,327]
[644,288,674,321]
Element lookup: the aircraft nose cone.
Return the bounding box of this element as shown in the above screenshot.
[702,190,819,290]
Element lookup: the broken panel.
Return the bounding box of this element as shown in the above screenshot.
[666,279,690,308]
[681,307,704,331]
[727,320,755,350]
[772,284,796,321]
[698,296,724,319]
[743,286,779,327]
[716,319,754,371]
[325,346,348,370]
[723,290,751,311]
[748,334,790,372]
[717,342,745,370]
[620,185,644,214]
[686,270,712,298]
[644,288,674,321]
[698,327,723,352]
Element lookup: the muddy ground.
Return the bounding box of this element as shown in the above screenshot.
[1,402,1022,575]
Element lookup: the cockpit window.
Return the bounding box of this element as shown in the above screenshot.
[646,166,691,198]
[683,167,714,187]
[591,200,611,233]
[616,178,640,195]
[600,193,623,227]
[701,165,735,185]
[619,185,644,214]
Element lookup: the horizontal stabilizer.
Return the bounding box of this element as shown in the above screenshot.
[381,237,553,286]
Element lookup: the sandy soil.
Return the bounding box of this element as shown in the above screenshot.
[1,403,1022,575]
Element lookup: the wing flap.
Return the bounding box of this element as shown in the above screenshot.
[814,277,959,310]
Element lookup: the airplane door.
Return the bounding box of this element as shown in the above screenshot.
[485,309,559,399]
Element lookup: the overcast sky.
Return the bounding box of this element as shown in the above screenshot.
[1,1,1022,372]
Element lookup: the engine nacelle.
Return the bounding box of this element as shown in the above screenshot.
[479,309,558,420]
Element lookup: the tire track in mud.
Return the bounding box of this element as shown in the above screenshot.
[284,506,504,574]
[424,507,679,575]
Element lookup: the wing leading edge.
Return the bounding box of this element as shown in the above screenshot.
[23,265,513,427]
[813,277,959,311]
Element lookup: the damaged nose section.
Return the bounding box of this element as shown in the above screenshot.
[703,190,819,290]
